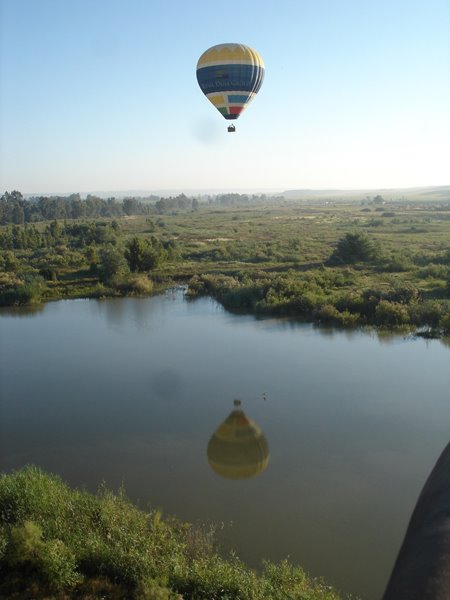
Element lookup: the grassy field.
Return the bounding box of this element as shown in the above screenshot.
[1,199,449,335]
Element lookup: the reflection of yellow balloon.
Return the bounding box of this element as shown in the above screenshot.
[207,400,269,480]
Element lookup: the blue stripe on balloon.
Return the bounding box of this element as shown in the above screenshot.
[228,94,249,103]
[196,64,265,94]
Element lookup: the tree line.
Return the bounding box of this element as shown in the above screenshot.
[0,191,154,224]
[0,220,120,250]
[1,191,283,224]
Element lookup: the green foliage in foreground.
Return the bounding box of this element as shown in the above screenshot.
[0,467,344,600]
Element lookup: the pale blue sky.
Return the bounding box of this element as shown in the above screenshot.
[1,0,449,194]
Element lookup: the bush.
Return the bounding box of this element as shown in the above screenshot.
[1,251,19,272]
[366,218,384,227]
[260,559,341,600]
[328,231,381,265]
[6,521,80,589]
[125,237,167,272]
[136,578,183,599]
[410,301,445,327]
[0,279,44,306]
[7,520,43,564]
[379,253,414,272]
[97,244,129,283]
[375,300,410,327]
[360,284,419,319]
[335,292,364,315]
[39,538,80,589]
[186,274,208,297]
[441,314,450,335]
[314,304,360,327]
[39,268,58,281]
[117,275,154,295]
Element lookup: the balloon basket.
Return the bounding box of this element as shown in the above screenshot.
[227,125,236,133]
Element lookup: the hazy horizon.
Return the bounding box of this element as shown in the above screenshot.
[13,184,450,200]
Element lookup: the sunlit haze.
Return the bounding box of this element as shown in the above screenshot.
[0,0,449,194]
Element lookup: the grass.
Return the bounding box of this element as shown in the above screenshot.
[0,466,346,600]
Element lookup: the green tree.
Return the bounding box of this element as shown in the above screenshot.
[328,231,380,265]
[125,236,167,272]
[97,244,129,283]
[2,251,19,272]
[48,220,62,242]
[123,197,139,216]
[0,191,24,224]
[125,237,148,272]
[12,204,25,225]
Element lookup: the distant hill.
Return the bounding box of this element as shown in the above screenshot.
[23,190,165,200]
[21,185,449,202]
[23,188,281,199]
[281,186,450,202]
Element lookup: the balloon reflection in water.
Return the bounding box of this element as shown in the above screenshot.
[207,400,270,480]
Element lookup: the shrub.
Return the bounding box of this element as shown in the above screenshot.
[5,520,80,589]
[441,314,450,335]
[335,292,364,315]
[328,231,381,265]
[410,301,445,327]
[39,538,80,589]
[260,559,342,600]
[366,218,384,227]
[1,251,19,272]
[361,284,419,318]
[379,253,413,272]
[0,280,44,306]
[7,520,44,564]
[117,275,154,295]
[186,274,208,297]
[97,244,129,283]
[125,237,167,272]
[136,578,183,599]
[314,304,360,327]
[375,300,410,326]
[39,267,57,281]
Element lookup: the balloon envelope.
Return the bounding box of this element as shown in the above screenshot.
[196,43,265,121]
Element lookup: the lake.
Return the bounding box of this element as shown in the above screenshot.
[1,289,449,599]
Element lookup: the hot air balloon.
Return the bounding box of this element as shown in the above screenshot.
[196,43,265,132]
[207,400,270,479]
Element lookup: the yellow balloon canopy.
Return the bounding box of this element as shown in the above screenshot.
[207,400,270,480]
[196,43,265,132]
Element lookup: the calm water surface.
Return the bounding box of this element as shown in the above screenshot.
[1,289,449,599]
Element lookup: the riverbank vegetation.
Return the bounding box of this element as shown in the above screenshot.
[0,467,344,599]
[1,191,449,336]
